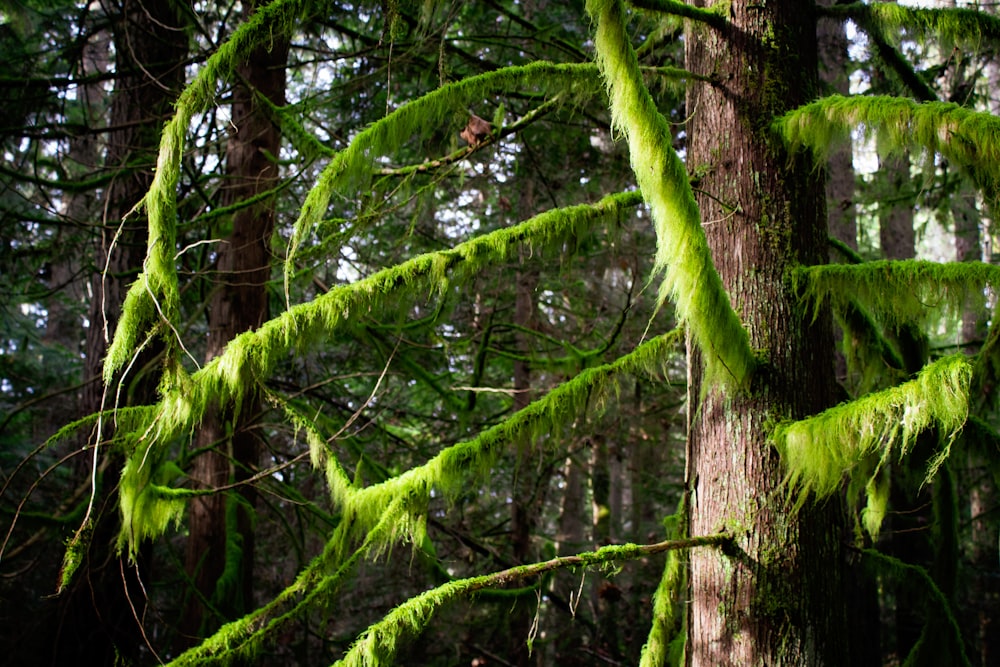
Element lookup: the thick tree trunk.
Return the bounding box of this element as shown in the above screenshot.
[181,2,288,643]
[684,3,853,664]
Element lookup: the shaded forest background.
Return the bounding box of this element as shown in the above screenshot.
[0,0,998,665]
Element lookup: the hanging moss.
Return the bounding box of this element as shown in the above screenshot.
[821,2,1000,50]
[775,95,1000,197]
[629,0,727,28]
[834,299,907,396]
[587,0,754,389]
[793,260,1000,331]
[105,0,313,386]
[282,61,607,301]
[773,354,972,537]
[114,193,643,555]
[639,506,688,667]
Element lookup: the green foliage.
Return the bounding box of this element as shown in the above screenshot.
[773,354,972,537]
[588,0,754,388]
[793,260,1000,330]
[775,95,1000,197]
[282,61,604,300]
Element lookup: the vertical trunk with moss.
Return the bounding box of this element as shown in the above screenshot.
[684,3,852,664]
[181,2,288,642]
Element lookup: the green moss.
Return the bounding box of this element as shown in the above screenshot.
[775,95,1000,197]
[587,0,754,389]
[794,260,1000,330]
[773,354,972,537]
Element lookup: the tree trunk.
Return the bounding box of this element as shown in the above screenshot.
[817,2,857,252]
[181,1,288,643]
[684,4,853,664]
[53,1,189,663]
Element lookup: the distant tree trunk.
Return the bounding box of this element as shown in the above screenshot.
[817,2,857,252]
[52,1,189,663]
[508,177,541,667]
[879,153,915,261]
[684,4,854,664]
[181,0,288,643]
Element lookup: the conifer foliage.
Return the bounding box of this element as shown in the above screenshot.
[3,0,1000,664]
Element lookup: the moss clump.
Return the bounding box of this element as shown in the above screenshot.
[773,354,971,537]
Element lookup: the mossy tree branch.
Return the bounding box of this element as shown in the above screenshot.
[773,354,972,537]
[336,533,731,667]
[587,0,754,388]
[114,192,645,556]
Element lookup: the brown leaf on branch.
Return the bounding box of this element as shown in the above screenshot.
[460,113,492,146]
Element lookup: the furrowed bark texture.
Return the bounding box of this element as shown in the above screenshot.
[182,3,288,642]
[684,3,852,664]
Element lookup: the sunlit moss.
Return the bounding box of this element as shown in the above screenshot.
[587,0,754,389]
[773,354,972,537]
[794,260,1000,329]
[775,95,1000,198]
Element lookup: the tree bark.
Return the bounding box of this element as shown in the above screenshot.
[181,1,288,644]
[684,3,853,664]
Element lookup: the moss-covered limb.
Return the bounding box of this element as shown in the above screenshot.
[335,533,729,667]
[793,260,1000,330]
[166,498,403,666]
[775,96,1000,198]
[628,0,726,29]
[867,26,936,103]
[105,0,315,384]
[860,548,971,667]
[773,354,972,537]
[115,192,641,555]
[588,0,753,389]
[324,329,684,558]
[820,3,1000,50]
[283,61,605,299]
[639,507,688,667]
[375,96,561,177]
[828,237,864,264]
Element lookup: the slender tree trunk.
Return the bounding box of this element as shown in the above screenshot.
[508,177,542,666]
[181,1,288,644]
[817,2,857,252]
[684,4,853,664]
